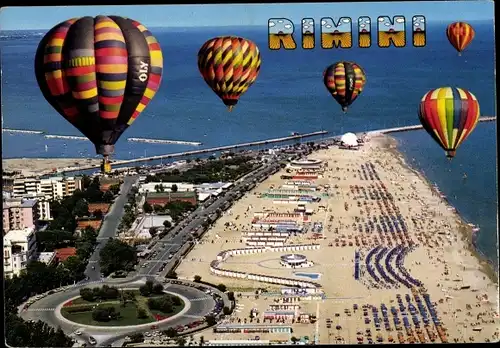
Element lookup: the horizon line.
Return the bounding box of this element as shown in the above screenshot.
[1,18,493,31]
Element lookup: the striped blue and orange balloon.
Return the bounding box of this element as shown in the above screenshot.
[323,61,366,113]
[418,87,480,159]
[34,16,163,172]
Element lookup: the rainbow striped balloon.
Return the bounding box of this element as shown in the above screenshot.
[34,16,163,171]
[418,87,480,159]
[446,22,475,55]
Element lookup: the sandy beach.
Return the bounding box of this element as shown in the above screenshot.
[2,158,103,176]
[176,134,499,344]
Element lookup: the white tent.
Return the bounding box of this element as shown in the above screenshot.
[340,132,358,147]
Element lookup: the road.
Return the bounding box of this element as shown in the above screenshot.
[85,175,138,281]
[136,162,280,278]
[19,278,217,347]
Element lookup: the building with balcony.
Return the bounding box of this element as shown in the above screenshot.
[3,227,37,278]
[3,198,40,234]
[12,176,83,200]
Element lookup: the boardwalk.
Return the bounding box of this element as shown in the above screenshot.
[57,117,496,173]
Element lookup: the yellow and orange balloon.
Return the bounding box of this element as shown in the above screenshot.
[197,36,261,111]
[446,22,475,56]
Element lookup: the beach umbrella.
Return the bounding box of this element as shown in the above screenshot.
[446,22,475,55]
[418,87,480,159]
[197,36,261,111]
[34,16,163,173]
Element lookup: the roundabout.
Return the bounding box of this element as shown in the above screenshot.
[19,277,227,346]
[58,290,188,328]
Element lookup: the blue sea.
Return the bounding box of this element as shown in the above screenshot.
[0,21,497,268]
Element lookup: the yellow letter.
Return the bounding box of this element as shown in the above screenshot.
[377,16,406,48]
[268,18,297,50]
[357,16,371,48]
[302,18,315,49]
[412,15,426,47]
[321,17,353,49]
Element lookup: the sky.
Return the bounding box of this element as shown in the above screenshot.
[0,1,494,31]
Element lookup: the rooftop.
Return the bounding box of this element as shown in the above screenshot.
[146,191,197,198]
[54,247,77,262]
[4,227,35,243]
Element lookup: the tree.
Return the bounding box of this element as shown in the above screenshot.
[164,327,177,338]
[137,308,148,319]
[92,306,119,322]
[291,336,299,344]
[204,314,216,326]
[163,220,172,229]
[73,199,89,217]
[171,184,178,192]
[102,190,115,203]
[166,270,177,279]
[216,283,227,293]
[99,239,137,275]
[139,285,151,297]
[149,227,158,237]
[175,337,187,346]
[129,333,144,343]
[93,209,103,219]
[152,283,164,295]
[227,291,235,301]
[109,183,121,195]
[143,201,153,214]
[193,275,202,283]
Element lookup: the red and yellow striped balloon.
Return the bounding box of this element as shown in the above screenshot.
[197,36,261,111]
[34,16,163,172]
[418,87,480,159]
[323,61,366,113]
[446,22,475,55]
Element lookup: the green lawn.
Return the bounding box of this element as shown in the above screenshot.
[61,302,155,326]
[61,292,186,326]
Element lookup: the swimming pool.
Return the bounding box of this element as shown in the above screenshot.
[294,272,322,280]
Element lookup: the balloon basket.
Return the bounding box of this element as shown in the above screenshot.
[101,160,112,174]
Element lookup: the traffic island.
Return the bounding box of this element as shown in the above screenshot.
[60,289,185,327]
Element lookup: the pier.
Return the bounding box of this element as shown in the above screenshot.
[366,117,496,135]
[2,128,44,135]
[59,130,328,173]
[44,134,88,140]
[128,137,202,146]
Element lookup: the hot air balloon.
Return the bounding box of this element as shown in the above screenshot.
[446,22,475,55]
[34,16,163,173]
[323,61,366,113]
[197,36,261,111]
[418,87,480,159]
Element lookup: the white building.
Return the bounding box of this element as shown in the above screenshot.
[12,176,82,200]
[138,182,195,194]
[3,227,37,278]
[35,251,56,265]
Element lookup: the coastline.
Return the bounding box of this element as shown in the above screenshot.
[386,135,499,284]
[2,158,105,177]
[176,132,499,344]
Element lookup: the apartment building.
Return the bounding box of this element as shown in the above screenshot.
[3,227,37,278]
[12,176,83,200]
[3,198,40,234]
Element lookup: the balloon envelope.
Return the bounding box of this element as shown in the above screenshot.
[418,87,480,158]
[34,16,163,158]
[323,61,367,112]
[197,36,261,111]
[446,22,475,54]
